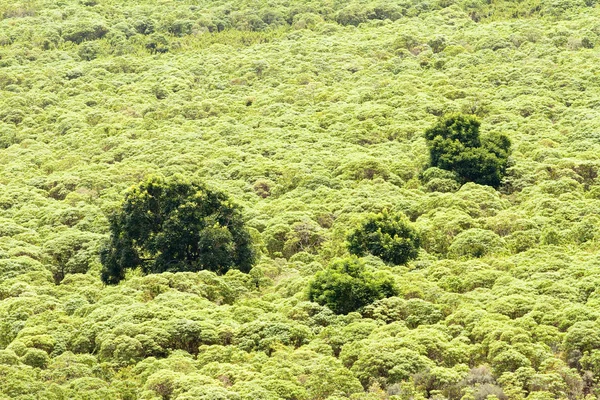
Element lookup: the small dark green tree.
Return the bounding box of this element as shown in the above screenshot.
[347,210,420,265]
[424,114,511,188]
[100,176,256,284]
[307,257,398,315]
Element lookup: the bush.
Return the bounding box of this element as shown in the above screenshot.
[133,19,155,35]
[145,33,169,54]
[43,230,102,284]
[363,297,443,327]
[235,321,312,355]
[62,20,109,44]
[100,176,256,284]
[22,348,49,369]
[421,167,460,192]
[168,20,194,37]
[424,114,511,188]
[307,257,398,314]
[78,42,102,61]
[564,321,600,353]
[448,228,506,259]
[347,210,420,265]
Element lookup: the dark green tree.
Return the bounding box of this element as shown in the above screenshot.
[424,114,511,188]
[347,210,420,265]
[307,257,398,314]
[100,176,256,284]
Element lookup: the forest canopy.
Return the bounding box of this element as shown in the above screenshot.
[0,0,600,398]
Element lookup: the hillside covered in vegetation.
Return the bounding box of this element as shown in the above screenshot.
[2,0,600,398]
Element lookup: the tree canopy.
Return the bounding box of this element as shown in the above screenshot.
[424,114,511,188]
[1,0,600,398]
[100,176,256,284]
[307,257,398,314]
[347,210,421,265]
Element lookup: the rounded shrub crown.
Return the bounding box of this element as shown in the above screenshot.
[307,257,398,315]
[100,176,256,284]
[347,210,420,265]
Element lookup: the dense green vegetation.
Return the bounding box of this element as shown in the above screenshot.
[1,0,600,399]
[347,210,420,265]
[424,114,511,188]
[308,257,398,315]
[100,176,257,284]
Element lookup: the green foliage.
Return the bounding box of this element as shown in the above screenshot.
[100,176,256,284]
[564,321,600,353]
[425,114,511,188]
[43,230,102,284]
[62,20,109,44]
[0,0,600,397]
[363,297,443,328]
[448,228,507,259]
[235,321,313,355]
[421,167,461,193]
[344,337,434,387]
[307,257,398,314]
[347,210,420,265]
[22,348,50,369]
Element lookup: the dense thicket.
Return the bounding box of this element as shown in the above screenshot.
[100,176,256,284]
[1,0,600,398]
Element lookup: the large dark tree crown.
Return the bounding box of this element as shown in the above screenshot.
[100,176,256,284]
[424,114,511,188]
